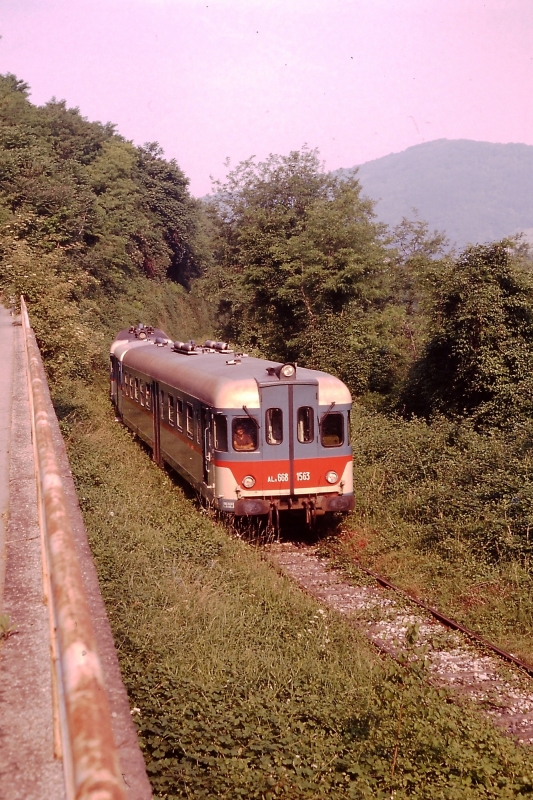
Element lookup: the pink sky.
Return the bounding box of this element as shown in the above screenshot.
[1,0,532,196]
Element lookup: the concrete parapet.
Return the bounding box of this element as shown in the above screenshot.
[0,304,151,800]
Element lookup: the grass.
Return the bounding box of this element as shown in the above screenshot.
[55,376,533,799]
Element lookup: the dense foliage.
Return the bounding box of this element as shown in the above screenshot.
[0,72,211,383]
[205,148,385,353]
[203,149,438,398]
[402,242,533,428]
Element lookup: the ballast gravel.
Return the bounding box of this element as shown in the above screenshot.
[267,543,533,744]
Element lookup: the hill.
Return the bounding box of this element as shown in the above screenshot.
[343,139,533,247]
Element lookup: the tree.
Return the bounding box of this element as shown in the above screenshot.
[391,211,449,263]
[0,73,212,385]
[135,143,202,287]
[401,242,533,428]
[205,148,388,364]
[388,212,450,318]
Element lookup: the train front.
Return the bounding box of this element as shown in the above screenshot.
[212,360,354,526]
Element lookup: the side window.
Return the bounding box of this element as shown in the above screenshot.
[177,398,184,430]
[169,395,175,426]
[140,381,145,407]
[186,403,194,438]
[145,383,151,411]
[347,411,351,445]
[213,415,228,452]
[297,407,314,443]
[134,378,139,402]
[265,408,283,445]
[321,412,344,447]
[233,417,258,452]
[124,373,129,397]
[160,390,165,420]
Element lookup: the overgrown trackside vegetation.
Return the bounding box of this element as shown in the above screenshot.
[321,243,533,661]
[2,72,533,796]
[62,380,533,799]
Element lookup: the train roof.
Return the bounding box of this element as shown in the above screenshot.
[111,329,351,409]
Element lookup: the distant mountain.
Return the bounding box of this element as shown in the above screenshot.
[341,139,533,248]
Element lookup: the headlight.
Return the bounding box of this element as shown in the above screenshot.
[325,470,338,484]
[280,363,296,378]
[242,475,256,489]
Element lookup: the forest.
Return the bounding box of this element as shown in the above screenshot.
[2,73,533,798]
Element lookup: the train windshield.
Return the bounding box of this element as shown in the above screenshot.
[321,412,344,447]
[232,417,258,451]
[297,407,314,443]
[265,408,283,445]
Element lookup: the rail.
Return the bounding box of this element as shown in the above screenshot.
[20,297,127,800]
[352,559,533,679]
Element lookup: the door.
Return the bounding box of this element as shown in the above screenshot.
[117,361,124,416]
[152,381,162,466]
[291,383,319,494]
[202,407,215,488]
[259,384,292,493]
[110,356,120,407]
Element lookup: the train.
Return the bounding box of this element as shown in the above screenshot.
[110,325,354,528]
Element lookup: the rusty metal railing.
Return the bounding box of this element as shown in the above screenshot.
[21,297,127,800]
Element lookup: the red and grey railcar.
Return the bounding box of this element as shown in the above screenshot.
[110,325,354,526]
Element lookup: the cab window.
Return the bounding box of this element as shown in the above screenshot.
[232,417,258,452]
[321,412,344,447]
[265,408,283,445]
[297,407,314,443]
[214,415,228,452]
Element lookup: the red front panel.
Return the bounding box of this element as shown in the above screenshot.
[214,454,351,492]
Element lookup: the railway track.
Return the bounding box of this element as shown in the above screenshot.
[351,559,533,679]
[266,540,533,744]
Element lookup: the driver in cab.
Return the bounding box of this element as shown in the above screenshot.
[233,420,257,451]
